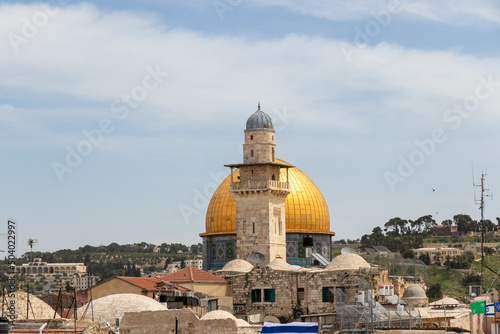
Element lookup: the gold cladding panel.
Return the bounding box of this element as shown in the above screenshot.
[203,159,332,236]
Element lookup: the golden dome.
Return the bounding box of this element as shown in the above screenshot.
[201,159,333,236]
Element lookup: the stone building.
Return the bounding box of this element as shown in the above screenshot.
[429,224,458,237]
[217,254,372,323]
[15,258,87,277]
[412,246,463,264]
[201,105,334,270]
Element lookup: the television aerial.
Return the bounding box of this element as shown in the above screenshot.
[25,238,38,262]
[249,252,266,264]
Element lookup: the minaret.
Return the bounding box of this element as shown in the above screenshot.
[225,104,292,264]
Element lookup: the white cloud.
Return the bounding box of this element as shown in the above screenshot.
[247,0,500,25]
[1,3,499,248]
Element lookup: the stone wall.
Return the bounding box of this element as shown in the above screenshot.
[225,266,371,322]
[120,309,260,334]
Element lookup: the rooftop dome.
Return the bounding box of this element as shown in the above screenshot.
[325,253,370,271]
[201,310,237,321]
[403,285,427,299]
[0,291,60,319]
[78,293,166,323]
[201,159,333,237]
[245,104,274,131]
[219,259,254,273]
[267,257,304,271]
[236,318,250,327]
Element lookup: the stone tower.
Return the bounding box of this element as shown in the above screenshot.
[225,104,292,264]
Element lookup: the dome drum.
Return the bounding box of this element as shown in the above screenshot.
[202,233,332,270]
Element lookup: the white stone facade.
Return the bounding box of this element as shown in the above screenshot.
[15,258,87,277]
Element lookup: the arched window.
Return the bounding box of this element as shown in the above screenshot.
[272,174,276,181]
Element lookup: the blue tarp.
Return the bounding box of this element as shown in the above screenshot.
[261,322,318,333]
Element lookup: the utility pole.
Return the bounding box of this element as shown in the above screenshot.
[474,170,492,293]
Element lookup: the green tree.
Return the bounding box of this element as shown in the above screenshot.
[419,253,430,265]
[427,283,443,300]
[402,249,415,259]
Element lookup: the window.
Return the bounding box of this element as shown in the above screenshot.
[250,135,253,140]
[251,150,254,157]
[234,304,246,314]
[322,287,334,303]
[297,288,305,303]
[208,299,218,312]
[253,222,255,234]
[252,288,275,303]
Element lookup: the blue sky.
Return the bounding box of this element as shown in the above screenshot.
[1,0,500,255]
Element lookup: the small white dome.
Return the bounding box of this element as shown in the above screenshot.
[78,293,166,323]
[219,259,254,273]
[201,310,237,321]
[325,253,370,271]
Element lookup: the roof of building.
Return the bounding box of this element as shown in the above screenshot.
[0,291,60,320]
[429,297,462,306]
[403,284,427,299]
[325,253,370,271]
[267,257,305,272]
[116,276,169,291]
[245,105,274,131]
[159,267,225,283]
[78,293,166,323]
[218,259,254,273]
[201,310,237,321]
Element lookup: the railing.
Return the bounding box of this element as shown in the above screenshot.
[230,180,289,191]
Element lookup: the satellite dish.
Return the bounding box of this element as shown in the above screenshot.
[249,252,266,264]
[341,247,358,255]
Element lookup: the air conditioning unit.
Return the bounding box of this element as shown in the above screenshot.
[173,291,182,297]
[183,292,194,297]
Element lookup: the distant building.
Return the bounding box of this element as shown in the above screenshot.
[413,246,463,264]
[74,275,98,291]
[166,261,182,274]
[15,258,86,277]
[185,258,203,270]
[429,224,458,237]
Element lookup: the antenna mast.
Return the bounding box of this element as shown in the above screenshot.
[474,169,492,293]
[26,238,38,262]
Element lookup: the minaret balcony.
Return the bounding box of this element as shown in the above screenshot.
[230,180,289,191]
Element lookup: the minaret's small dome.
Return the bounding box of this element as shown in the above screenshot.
[246,104,274,131]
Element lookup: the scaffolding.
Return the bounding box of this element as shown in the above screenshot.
[335,287,422,334]
[364,247,427,285]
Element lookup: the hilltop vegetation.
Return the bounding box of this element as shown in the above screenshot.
[0,242,203,291]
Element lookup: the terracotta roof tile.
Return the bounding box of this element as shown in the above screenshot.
[117,276,168,291]
[158,266,225,283]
